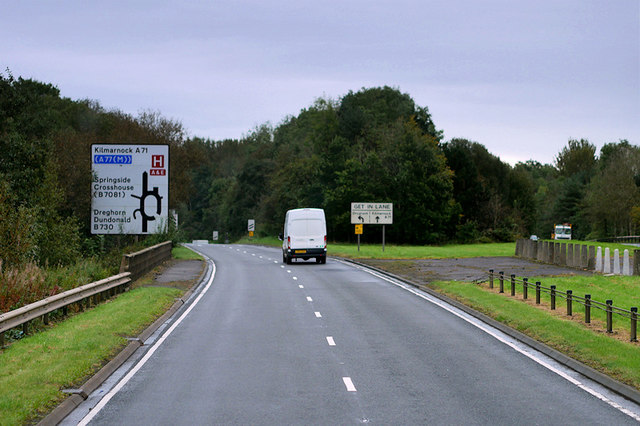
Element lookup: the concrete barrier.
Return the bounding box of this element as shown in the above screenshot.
[515,239,629,274]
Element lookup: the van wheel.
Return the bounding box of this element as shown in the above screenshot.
[318,256,326,264]
[286,255,292,265]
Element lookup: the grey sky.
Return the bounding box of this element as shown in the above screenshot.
[2,0,638,164]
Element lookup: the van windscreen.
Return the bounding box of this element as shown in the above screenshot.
[290,219,324,236]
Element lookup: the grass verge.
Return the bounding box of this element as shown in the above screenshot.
[172,245,204,260]
[427,279,640,390]
[330,242,515,259]
[0,286,182,425]
[237,237,515,259]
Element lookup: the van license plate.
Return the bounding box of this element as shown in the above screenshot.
[295,250,307,254]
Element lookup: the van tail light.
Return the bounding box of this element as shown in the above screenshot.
[324,235,327,248]
[287,236,291,249]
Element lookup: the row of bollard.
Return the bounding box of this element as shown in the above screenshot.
[595,247,631,275]
[488,270,638,342]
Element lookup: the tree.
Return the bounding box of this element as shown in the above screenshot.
[586,142,640,237]
[554,139,596,181]
[442,139,528,241]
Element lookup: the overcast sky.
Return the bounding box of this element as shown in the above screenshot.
[2,0,638,164]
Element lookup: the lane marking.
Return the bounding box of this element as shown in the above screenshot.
[78,256,217,425]
[349,263,640,422]
[293,277,298,280]
[299,285,304,289]
[306,296,313,302]
[315,311,322,318]
[287,270,292,273]
[343,377,357,392]
[326,336,336,346]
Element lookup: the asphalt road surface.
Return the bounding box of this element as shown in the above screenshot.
[70,244,640,425]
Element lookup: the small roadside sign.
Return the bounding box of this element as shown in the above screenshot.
[213,231,219,241]
[248,219,255,232]
[355,224,363,235]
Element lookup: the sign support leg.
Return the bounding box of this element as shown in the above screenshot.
[382,225,385,252]
[357,234,360,252]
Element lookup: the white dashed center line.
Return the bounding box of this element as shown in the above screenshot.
[299,285,304,289]
[326,336,336,346]
[306,296,313,302]
[343,377,357,392]
[314,312,322,318]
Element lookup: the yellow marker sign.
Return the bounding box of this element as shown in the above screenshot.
[249,231,254,237]
[355,224,363,235]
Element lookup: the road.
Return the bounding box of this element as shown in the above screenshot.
[70,244,640,425]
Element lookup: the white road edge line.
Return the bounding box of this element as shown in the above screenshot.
[78,257,217,426]
[343,377,357,392]
[348,262,640,422]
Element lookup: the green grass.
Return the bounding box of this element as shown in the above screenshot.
[236,236,281,247]
[429,280,640,389]
[172,245,204,260]
[238,237,515,259]
[329,242,515,259]
[0,286,182,425]
[501,274,640,334]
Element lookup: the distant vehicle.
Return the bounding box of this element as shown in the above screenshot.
[530,235,538,241]
[552,223,572,240]
[280,208,327,264]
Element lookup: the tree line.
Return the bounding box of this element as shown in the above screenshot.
[1,71,639,271]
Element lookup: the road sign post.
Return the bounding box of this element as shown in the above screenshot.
[248,219,255,238]
[355,224,363,252]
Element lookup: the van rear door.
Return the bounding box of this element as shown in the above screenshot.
[289,217,325,250]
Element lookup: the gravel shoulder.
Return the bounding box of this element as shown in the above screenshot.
[360,256,593,284]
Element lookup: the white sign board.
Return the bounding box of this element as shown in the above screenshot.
[213,231,219,241]
[248,219,255,232]
[351,202,393,224]
[91,144,169,234]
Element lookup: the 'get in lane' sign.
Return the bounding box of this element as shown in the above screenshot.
[350,202,393,224]
[91,144,169,234]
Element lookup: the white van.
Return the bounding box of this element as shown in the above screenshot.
[280,208,327,264]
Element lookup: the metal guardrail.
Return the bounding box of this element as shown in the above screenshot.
[488,270,638,342]
[0,240,173,348]
[120,241,172,281]
[0,272,131,346]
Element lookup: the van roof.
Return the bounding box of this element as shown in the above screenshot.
[287,208,325,219]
